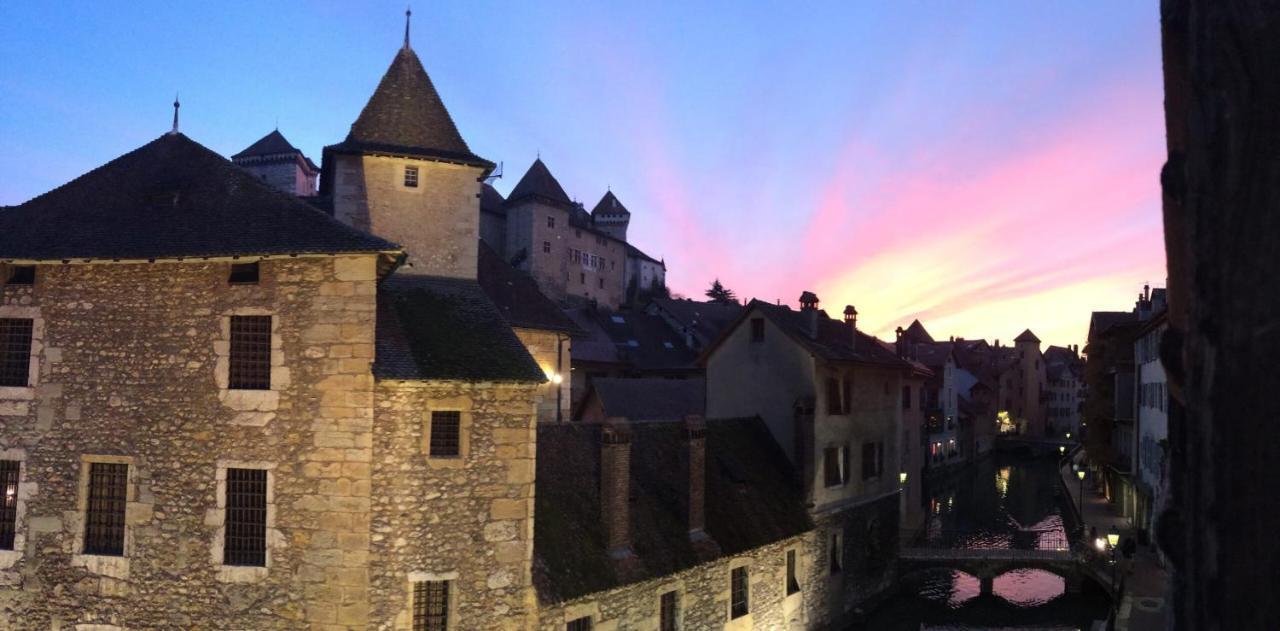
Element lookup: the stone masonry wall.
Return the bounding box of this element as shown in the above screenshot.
[331,153,483,280]
[0,256,379,630]
[369,380,539,630]
[512,328,570,423]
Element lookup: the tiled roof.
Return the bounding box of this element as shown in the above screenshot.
[563,307,622,364]
[588,310,698,372]
[233,129,319,172]
[533,417,811,603]
[0,133,398,262]
[903,319,934,343]
[325,47,491,168]
[582,378,705,422]
[744,301,911,369]
[1015,329,1041,343]
[374,274,545,382]
[591,190,630,217]
[480,183,506,216]
[648,298,740,345]
[507,158,572,207]
[476,240,580,334]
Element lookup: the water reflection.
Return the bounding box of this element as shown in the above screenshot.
[862,454,1109,629]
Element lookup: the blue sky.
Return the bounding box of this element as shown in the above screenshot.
[0,2,1166,346]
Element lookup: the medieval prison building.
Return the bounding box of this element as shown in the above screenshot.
[0,25,901,631]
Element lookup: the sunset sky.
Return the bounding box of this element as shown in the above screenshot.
[0,2,1166,348]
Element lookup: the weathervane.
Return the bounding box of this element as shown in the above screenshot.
[404,6,412,49]
[169,93,180,135]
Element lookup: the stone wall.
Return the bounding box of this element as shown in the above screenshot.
[369,379,539,630]
[505,200,628,309]
[0,256,379,630]
[236,159,316,197]
[512,328,570,423]
[330,153,483,279]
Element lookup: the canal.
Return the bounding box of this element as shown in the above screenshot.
[861,452,1112,629]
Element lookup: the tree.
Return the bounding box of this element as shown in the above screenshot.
[705,278,737,304]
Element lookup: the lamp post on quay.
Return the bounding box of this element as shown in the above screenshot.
[1076,468,1086,522]
[1107,525,1121,606]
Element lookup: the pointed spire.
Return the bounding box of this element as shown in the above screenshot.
[169,93,180,135]
[403,6,412,50]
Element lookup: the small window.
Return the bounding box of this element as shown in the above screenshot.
[229,315,273,390]
[567,616,592,631]
[0,460,18,550]
[4,266,34,286]
[429,411,461,457]
[224,468,267,567]
[84,462,128,556]
[660,590,678,631]
[404,165,419,188]
[228,262,260,285]
[543,241,552,254]
[823,445,847,487]
[750,318,764,343]
[730,566,749,619]
[0,318,33,387]
[547,216,556,229]
[829,532,843,574]
[785,549,800,595]
[413,580,450,631]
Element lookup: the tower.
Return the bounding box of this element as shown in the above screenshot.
[232,129,320,196]
[320,20,494,278]
[591,190,631,242]
[1014,329,1046,436]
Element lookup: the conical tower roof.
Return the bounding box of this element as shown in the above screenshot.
[591,190,630,217]
[327,47,491,168]
[903,319,934,343]
[507,158,572,207]
[1015,329,1041,343]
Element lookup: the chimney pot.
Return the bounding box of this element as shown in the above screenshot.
[684,415,709,539]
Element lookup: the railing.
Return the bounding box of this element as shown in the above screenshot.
[900,528,1073,556]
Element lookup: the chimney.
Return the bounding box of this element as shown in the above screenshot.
[895,326,906,358]
[994,339,1000,348]
[843,305,858,348]
[684,415,720,557]
[600,417,634,560]
[799,291,820,337]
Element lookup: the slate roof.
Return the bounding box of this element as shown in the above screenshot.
[648,298,740,346]
[581,378,705,422]
[480,183,506,216]
[563,307,622,364]
[324,47,491,169]
[911,342,954,370]
[584,310,698,372]
[375,274,544,382]
[533,417,811,603]
[591,190,630,217]
[1015,329,1041,343]
[507,158,572,207]
[903,319,934,343]
[476,240,580,334]
[731,300,912,369]
[233,130,319,172]
[625,243,663,266]
[0,133,398,262]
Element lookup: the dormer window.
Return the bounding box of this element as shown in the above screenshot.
[403,165,419,188]
[228,262,260,285]
[4,266,34,286]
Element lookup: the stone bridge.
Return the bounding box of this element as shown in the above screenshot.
[898,545,1086,595]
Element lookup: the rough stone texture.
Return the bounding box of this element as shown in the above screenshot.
[505,200,627,309]
[369,379,539,630]
[0,256,378,629]
[1160,2,1280,628]
[511,328,570,423]
[331,153,484,279]
[235,159,318,197]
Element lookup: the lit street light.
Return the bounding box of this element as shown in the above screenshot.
[1108,525,1121,605]
[1059,445,1066,456]
[1076,469,1086,522]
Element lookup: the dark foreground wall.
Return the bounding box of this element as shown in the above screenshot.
[1160,2,1280,629]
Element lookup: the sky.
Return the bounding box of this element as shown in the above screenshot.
[0,2,1167,348]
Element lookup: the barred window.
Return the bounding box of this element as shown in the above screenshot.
[229,315,272,390]
[785,549,800,595]
[412,580,449,631]
[566,616,592,631]
[224,468,267,567]
[0,460,18,550]
[659,590,678,631]
[730,566,749,619]
[0,318,33,387]
[404,166,419,188]
[228,262,260,285]
[429,411,461,457]
[84,462,128,556]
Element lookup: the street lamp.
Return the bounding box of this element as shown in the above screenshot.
[1066,432,1072,440]
[1076,469,1086,521]
[1059,445,1066,456]
[899,472,908,485]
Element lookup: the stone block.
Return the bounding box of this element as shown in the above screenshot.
[490,499,527,520]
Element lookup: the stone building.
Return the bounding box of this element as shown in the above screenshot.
[1043,344,1084,437]
[486,160,665,310]
[232,129,320,197]
[703,292,910,618]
